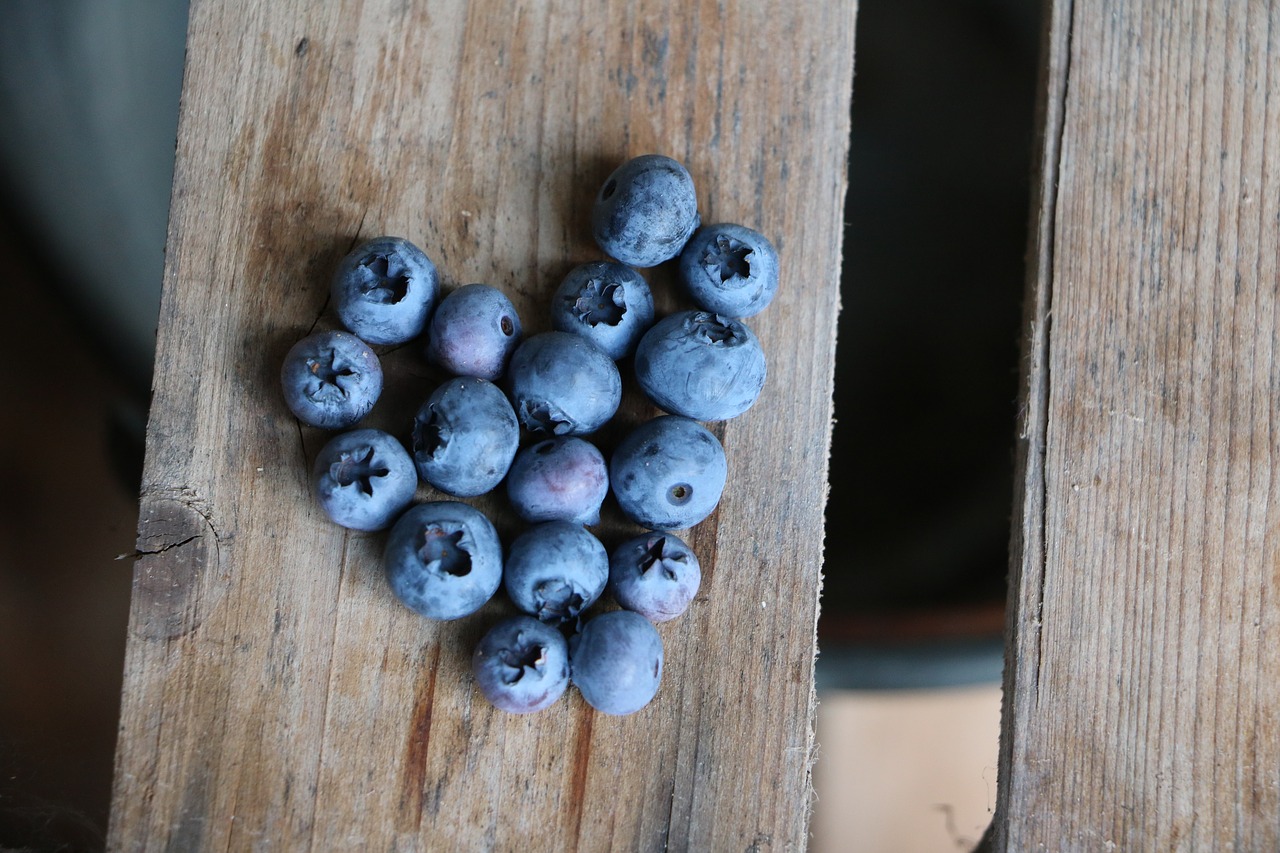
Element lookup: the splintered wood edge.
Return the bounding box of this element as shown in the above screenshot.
[992,0,1072,847]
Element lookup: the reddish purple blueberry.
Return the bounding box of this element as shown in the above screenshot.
[424,283,522,380]
[473,615,570,714]
[506,437,608,525]
[608,532,701,622]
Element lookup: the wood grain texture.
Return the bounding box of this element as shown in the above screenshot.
[996,0,1280,848]
[107,1,856,850]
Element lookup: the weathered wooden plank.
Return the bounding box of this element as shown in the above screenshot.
[108,1,856,850]
[996,0,1280,848]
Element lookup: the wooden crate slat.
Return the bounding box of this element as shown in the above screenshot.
[108,1,857,849]
[997,1,1280,848]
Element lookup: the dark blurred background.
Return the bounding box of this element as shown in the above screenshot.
[821,0,1039,653]
[0,0,1039,849]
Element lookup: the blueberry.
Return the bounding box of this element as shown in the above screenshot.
[424,283,523,380]
[506,331,622,435]
[608,532,702,622]
[677,224,778,318]
[312,429,417,531]
[570,610,663,715]
[609,415,727,530]
[591,154,700,268]
[550,261,655,360]
[506,437,608,525]
[412,377,519,497]
[634,310,767,421]
[472,615,570,714]
[280,329,383,429]
[385,501,503,620]
[331,236,439,345]
[504,522,608,625]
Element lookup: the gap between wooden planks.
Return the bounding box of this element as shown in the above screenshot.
[108,1,856,850]
[995,0,1280,848]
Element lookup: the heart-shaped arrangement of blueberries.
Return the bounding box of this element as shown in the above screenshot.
[281,154,779,715]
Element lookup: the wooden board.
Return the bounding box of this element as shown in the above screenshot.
[107,1,856,850]
[995,0,1280,848]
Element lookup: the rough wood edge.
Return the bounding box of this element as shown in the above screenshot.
[989,0,1074,847]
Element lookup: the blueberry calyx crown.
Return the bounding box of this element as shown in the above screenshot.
[534,579,587,623]
[703,234,753,282]
[356,252,412,304]
[570,279,626,327]
[639,537,686,582]
[520,400,573,435]
[688,312,742,345]
[498,637,548,685]
[330,446,390,496]
[418,525,472,577]
[305,349,356,401]
[415,406,449,458]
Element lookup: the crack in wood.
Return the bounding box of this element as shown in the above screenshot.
[125,534,202,560]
